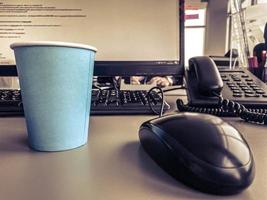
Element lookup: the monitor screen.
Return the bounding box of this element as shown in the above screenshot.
[0,0,184,76]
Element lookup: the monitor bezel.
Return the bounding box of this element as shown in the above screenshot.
[0,0,185,78]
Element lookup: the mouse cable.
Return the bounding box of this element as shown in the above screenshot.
[176,93,267,125]
[112,77,121,91]
[147,86,165,117]
[147,86,185,117]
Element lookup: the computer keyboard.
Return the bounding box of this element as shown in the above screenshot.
[0,89,23,116]
[0,89,167,116]
[91,89,167,114]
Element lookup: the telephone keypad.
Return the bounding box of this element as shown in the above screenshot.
[222,71,267,100]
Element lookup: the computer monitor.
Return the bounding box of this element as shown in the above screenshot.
[0,0,184,77]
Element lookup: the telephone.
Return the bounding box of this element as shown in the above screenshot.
[176,56,267,124]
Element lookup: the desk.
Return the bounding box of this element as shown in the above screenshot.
[0,95,266,200]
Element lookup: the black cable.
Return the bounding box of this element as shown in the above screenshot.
[112,77,120,91]
[176,93,267,125]
[147,86,165,117]
[147,86,185,117]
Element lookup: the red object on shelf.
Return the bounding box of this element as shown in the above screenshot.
[248,56,258,69]
[262,50,266,63]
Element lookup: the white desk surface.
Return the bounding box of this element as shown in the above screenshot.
[0,95,266,200]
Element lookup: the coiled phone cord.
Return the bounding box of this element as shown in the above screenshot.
[176,94,267,125]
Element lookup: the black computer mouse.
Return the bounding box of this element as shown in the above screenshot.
[139,112,255,195]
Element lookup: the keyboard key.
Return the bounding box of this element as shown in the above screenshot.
[233,78,241,81]
[226,82,236,86]
[237,82,247,87]
[232,90,243,94]
[241,74,249,78]
[229,86,239,90]
[245,93,260,97]
[255,90,265,94]
[244,90,254,94]
[233,94,242,97]
[251,86,261,90]
[245,78,253,82]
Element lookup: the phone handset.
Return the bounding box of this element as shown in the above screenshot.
[188,56,223,96]
[177,56,267,125]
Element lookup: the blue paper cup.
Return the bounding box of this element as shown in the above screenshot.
[10,41,97,151]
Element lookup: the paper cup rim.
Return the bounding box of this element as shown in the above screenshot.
[10,41,97,52]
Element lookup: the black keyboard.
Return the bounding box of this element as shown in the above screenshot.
[0,89,23,116]
[91,89,167,114]
[0,89,166,116]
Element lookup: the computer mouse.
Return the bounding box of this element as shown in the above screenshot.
[139,112,255,195]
